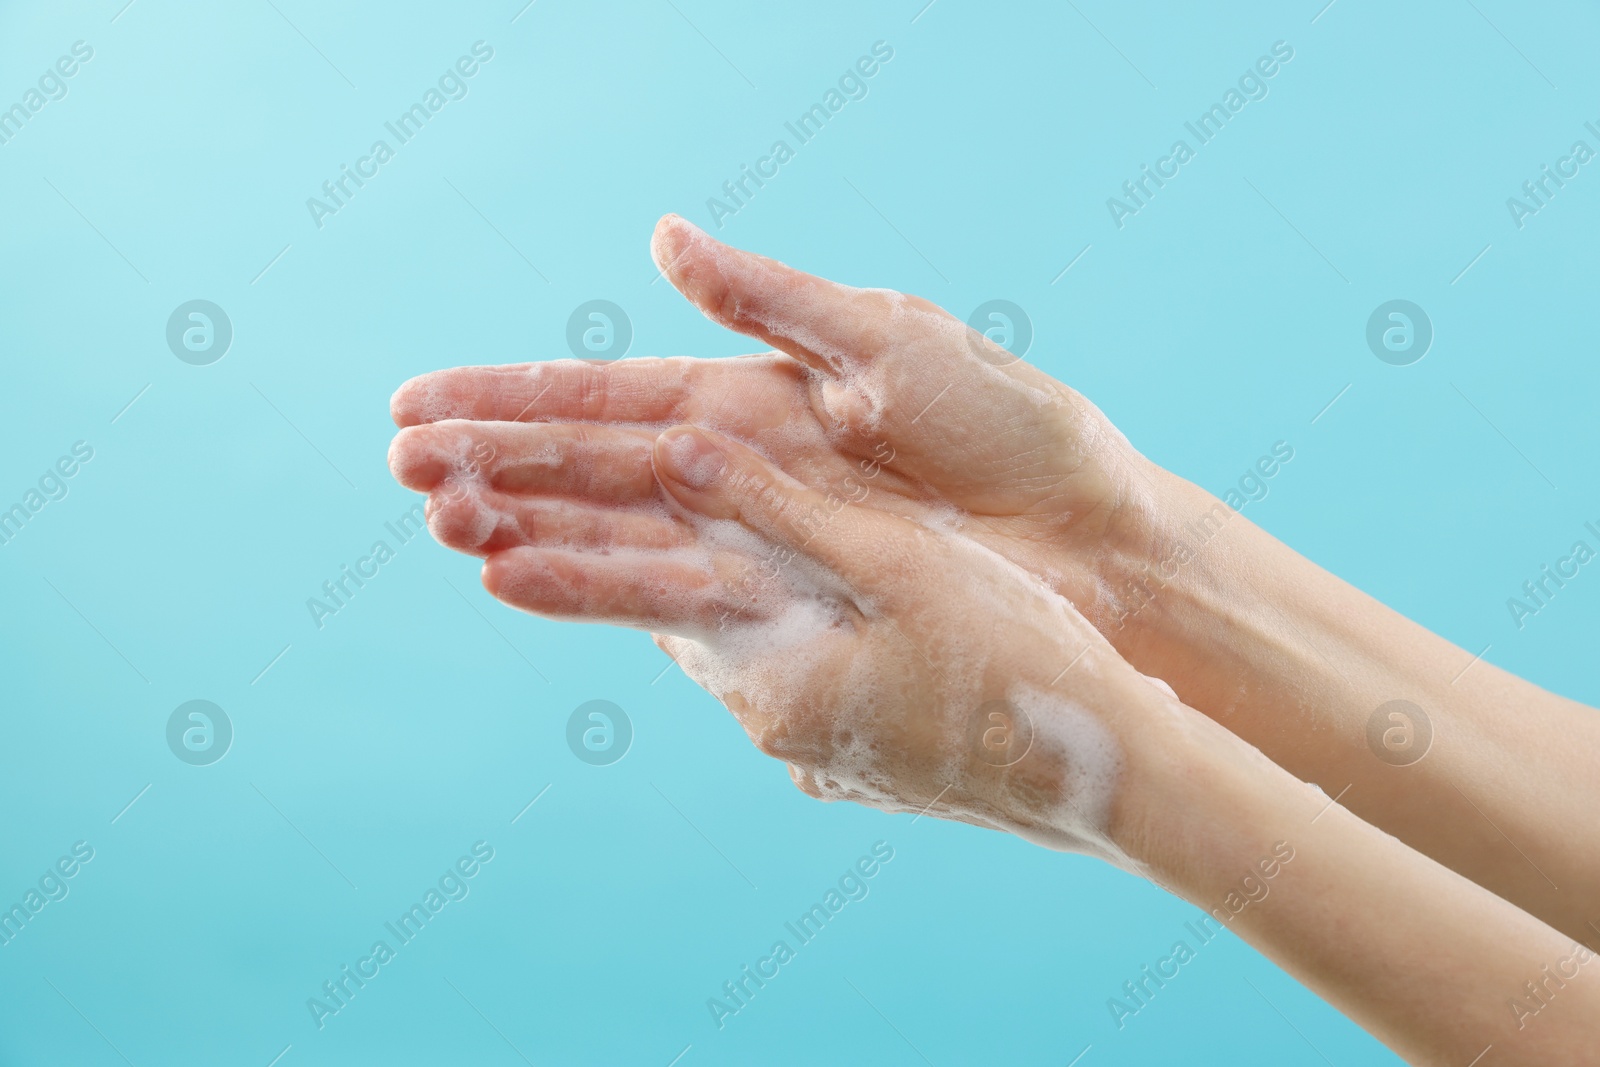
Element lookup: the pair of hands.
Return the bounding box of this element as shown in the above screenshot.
[388,214,1191,859]
[388,215,1600,1064]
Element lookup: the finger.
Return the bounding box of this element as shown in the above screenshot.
[481,545,759,634]
[391,420,659,501]
[390,355,789,428]
[427,490,688,557]
[652,424,912,599]
[391,358,689,428]
[652,213,944,375]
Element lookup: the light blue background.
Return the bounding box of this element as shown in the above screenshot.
[2,1,1596,1064]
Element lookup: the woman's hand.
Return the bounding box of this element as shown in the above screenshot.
[387,217,1600,1065]
[390,215,1168,647]
[389,411,1173,861]
[386,405,1600,1067]
[393,216,1600,948]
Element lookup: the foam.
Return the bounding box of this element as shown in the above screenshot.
[1002,682,1135,868]
[395,373,463,427]
[647,493,1135,865]
[660,429,725,489]
[426,422,565,552]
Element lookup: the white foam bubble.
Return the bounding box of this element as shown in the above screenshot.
[641,494,1135,863]
[429,424,516,550]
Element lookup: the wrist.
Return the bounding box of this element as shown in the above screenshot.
[1091,468,1324,710]
[1098,678,1324,896]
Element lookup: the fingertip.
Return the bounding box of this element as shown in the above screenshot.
[648,218,893,376]
[481,548,533,601]
[390,376,426,427]
[651,213,698,274]
[387,426,450,490]
[653,425,729,492]
[651,215,741,328]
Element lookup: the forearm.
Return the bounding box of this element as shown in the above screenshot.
[1109,693,1600,1065]
[1115,469,1600,943]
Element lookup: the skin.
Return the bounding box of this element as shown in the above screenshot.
[388,216,1600,1062]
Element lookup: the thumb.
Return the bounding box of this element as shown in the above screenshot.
[652,425,905,593]
[650,213,912,375]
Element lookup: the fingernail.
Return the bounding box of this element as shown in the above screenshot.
[659,427,727,490]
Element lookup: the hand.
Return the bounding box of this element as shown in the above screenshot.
[386,219,1600,1066]
[390,215,1169,650]
[389,410,1171,859]
[386,405,1600,1067]
[390,215,1600,950]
